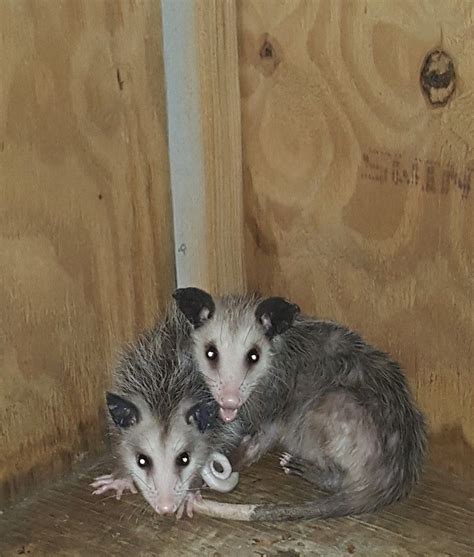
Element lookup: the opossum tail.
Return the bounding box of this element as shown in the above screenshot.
[195,486,394,522]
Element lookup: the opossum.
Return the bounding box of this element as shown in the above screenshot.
[91,304,242,518]
[173,287,427,521]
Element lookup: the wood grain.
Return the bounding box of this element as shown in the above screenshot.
[1,454,473,556]
[197,0,246,294]
[237,0,474,478]
[0,0,174,504]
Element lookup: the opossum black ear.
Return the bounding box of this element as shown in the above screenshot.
[255,297,300,338]
[173,287,215,328]
[106,392,141,429]
[185,400,219,433]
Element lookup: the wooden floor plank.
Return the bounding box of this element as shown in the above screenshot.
[0,455,473,556]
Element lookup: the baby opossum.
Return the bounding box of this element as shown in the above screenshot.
[173,287,427,521]
[91,303,242,518]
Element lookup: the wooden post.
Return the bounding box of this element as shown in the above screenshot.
[162,0,246,295]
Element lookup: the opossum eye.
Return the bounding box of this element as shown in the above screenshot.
[247,348,260,365]
[176,452,190,467]
[205,344,218,362]
[137,454,151,468]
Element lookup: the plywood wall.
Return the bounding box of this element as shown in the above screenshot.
[0,0,174,504]
[237,0,474,478]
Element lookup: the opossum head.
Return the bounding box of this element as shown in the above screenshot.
[173,287,300,422]
[106,392,216,515]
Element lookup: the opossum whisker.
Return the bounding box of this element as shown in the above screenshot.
[243,324,252,345]
[200,370,218,386]
[131,472,149,491]
[185,486,212,492]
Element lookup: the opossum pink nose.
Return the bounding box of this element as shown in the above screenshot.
[156,503,174,515]
[220,394,241,409]
[155,500,175,514]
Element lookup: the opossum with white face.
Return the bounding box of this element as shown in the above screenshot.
[173,287,427,521]
[91,304,242,518]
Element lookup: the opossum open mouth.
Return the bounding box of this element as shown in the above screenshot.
[219,407,238,422]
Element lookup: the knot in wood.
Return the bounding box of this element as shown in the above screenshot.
[420,50,455,107]
[258,34,281,76]
[260,39,274,59]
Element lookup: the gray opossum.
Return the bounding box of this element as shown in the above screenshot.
[173,287,427,521]
[91,303,242,518]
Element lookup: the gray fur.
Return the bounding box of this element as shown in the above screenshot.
[112,304,197,420]
[177,290,427,521]
[101,303,242,515]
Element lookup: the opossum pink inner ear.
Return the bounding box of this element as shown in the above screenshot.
[255,297,300,338]
[172,287,215,328]
[106,392,141,429]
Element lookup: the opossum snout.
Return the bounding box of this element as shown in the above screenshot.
[220,394,241,409]
[154,493,177,515]
[218,394,241,422]
[155,500,176,515]
[219,407,239,422]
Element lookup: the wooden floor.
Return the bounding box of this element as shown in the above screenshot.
[0,455,473,557]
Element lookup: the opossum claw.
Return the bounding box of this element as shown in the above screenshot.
[91,475,137,499]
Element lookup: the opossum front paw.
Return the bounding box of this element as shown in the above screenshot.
[279,453,305,477]
[91,474,137,500]
[176,491,202,520]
